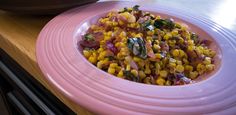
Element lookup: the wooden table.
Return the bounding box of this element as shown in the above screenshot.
[0,10,93,115]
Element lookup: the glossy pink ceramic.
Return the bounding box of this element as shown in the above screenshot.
[36,1,236,114]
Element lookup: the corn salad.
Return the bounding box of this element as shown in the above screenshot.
[79,5,216,86]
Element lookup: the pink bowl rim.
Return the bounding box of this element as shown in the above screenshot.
[36,1,236,114]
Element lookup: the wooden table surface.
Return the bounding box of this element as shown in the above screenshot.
[0,10,93,115]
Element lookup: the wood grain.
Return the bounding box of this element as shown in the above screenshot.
[0,10,93,115]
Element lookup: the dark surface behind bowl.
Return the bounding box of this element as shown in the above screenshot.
[0,0,98,15]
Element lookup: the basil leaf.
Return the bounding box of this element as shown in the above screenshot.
[84,33,94,41]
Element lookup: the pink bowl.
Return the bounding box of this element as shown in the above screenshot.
[36,1,236,114]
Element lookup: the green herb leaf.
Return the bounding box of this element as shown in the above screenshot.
[127,37,147,59]
[123,70,139,82]
[132,5,140,11]
[84,33,94,41]
[154,18,175,30]
[191,32,199,44]
[141,20,154,31]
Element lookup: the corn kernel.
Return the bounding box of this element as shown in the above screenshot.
[126,64,131,71]
[185,65,193,72]
[209,50,216,57]
[145,36,152,41]
[97,48,104,53]
[138,71,146,79]
[176,60,182,65]
[117,70,124,78]
[110,63,118,68]
[112,22,118,26]
[163,33,172,40]
[183,58,189,64]
[203,57,211,65]
[206,64,215,71]
[118,20,124,25]
[155,53,162,59]
[114,27,120,31]
[187,40,194,45]
[104,36,111,40]
[169,62,176,68]
[120,42,126,47]
[197,63,206,74]
[178,37,184,44]
[97,52,106,61]
[83,50,91,58]
[115,42,121,47]
[171,30,178,36]
[133,57,142,62]
[187,45,195,51]
[189,71,198,79]
[156,78,166,85]
[172,49,180,57]
[175,23,181,28]
[108,67,116,75]
[153,44,161,51]
[144,77,152,84]
[165,80,172,86]
[179,50,185,57]
[89,57,97,65]
[147,30,154,36]
[176,65,184,73]
[97,61,103,69]
[155,15,161,19]
[131,69,138,77]
[168,40,176,46]
[159,70,168,78]
[169,58,176,63]
[144,68,151,74]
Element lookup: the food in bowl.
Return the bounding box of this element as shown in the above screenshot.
[79,5,216,86]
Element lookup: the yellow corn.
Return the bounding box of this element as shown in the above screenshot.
[183,58,189,65]
[172,49,180,57]
[165,80,172,86]
[156,78,166,85]
[108,67,116,75]
[187,40,194,45]
[185,65,193,72]
[176,65,184,73]
[97,61,103,69]
[189,71,198,79]
[138,71,146,79]
[153,44,161,51]
[155,53,162,59]
[203,57,211,65]
[169,62,176,68]
[117,70,124,78]
[179,49,185,57]
[197,63,206,74]
[133,57,142,62]
[187,45,195,51]
[159,70,168,78]
[131,69,138,77]
[147,30,154,36]
[83,50,91,58]
[110,63,118,68]
[178,37,184,44]
[163,33,172,40]
[144,68,151,74]
[126,64,131,71]
[206,64,215,71]
[88,56,97,64]
[176,60,182,65]
[144,77,152,84]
